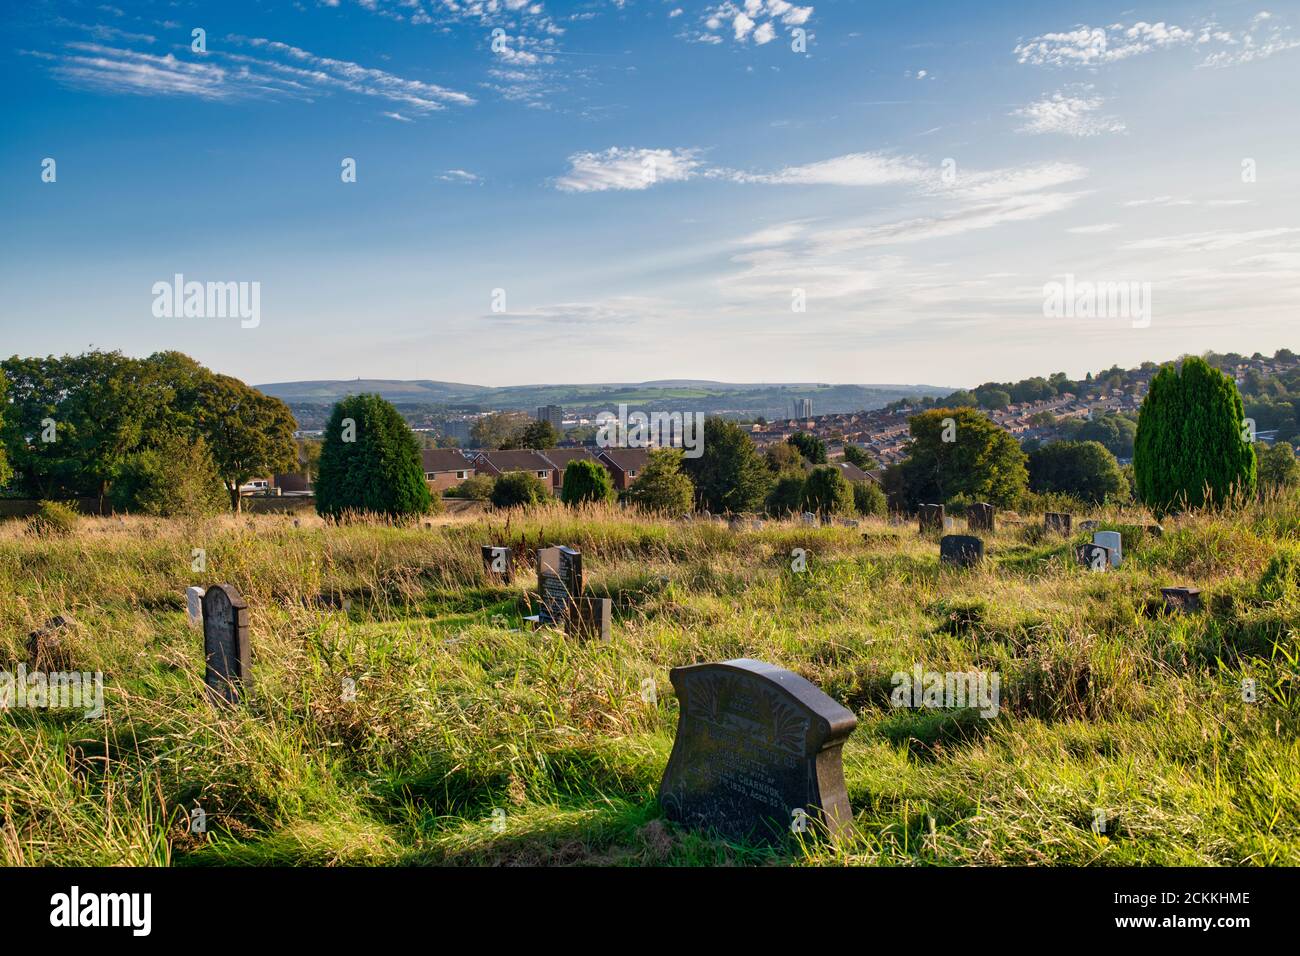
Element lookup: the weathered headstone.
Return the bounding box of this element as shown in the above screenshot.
[1079,519,1100,533]
[202,584,251,706]
[1076,543,1111,572]
[940,534,984,568]
[1161,587,1202,614]
[918,503,945,533]
[481,545,512,584]
[1044,512,1072,535]
[967,502,995,533]
[1147,524,1164,538]
[659,658,857,845]
[186,586,206,629]
[27,615,73,671]
[567,596,612,641]
[801,511,818,527]
[1093,531,1122,568]
[534,546,584,626]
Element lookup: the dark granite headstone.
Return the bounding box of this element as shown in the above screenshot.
[1076,543,1111,572]
[27,615,73,672]
[202,584,251,706]
[658,658,857,845]
[940,534,984,567]
[481,545,512,584]
[967,502,995,533]
[535,546,584,625]
[918,503,945,533]
[1147,524,1164,538]
[1044,512,1072,535]
[567,596,612,641]
[1161,586,1202,613]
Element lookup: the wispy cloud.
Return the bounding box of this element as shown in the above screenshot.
[1012,86,1125,136]
[1120,227,1300,252]
[555,147,704,192]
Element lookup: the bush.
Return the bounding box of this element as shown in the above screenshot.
[29,500,78,537]
[316,394,431,519]
[1027,440,1128,505]
[446,474,494,500]
[560,459,616,506]
[852,480,887,517]
[801,465,854,517]
[108,434,227,517]
[1259,547,1300,602]
[766,474,805,516]
[627,448,696,514]
[491,471,550,509]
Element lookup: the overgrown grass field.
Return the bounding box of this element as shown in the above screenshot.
[2,500,1298,866]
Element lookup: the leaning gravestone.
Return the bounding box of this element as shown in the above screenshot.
[659,658,857,845]
[967,502,995,533]
[1093,531,1122,568]
[1076,543,1110,572]
[940,534,984,568]
[481,545,512,584]
[918,503,945,533]
[202,584,251,706]
[1044,512,1072,535]
[186,586,206,629]
[568,596,612,641]
[1161,586,1202,614]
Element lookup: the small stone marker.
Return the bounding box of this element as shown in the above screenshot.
[1093,531,1122,567]
[481,545,512,584]
[27,615,73,671]
[918,503,945,533]
[186,586,206,628]
[568,596,612,641]
[1044,512,1072,535]
[202,584,251,706]
[1147,524,1164,538]
[1079,519,1100,533]
[801,511,818,526]
[659,658,857,845]
[1161,587,1202,614]
[940,534,984,568]
[1076,543,1111,572]
[967,502,995,532]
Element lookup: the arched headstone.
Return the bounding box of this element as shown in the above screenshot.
[202,584,251,706]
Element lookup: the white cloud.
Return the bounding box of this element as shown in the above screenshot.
[1068,223,1119,234]
[555,147,703,192]
[698,1,813,45]
[439,169,481,184]
[1120,227,1300,252]
[736,151,932,186]
[1012,87,1125,136]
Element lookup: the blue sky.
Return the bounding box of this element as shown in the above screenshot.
[3,0,1298,388]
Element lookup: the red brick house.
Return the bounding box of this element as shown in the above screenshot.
[595,448,650,490]
[421,449,475,493]
[540,447,596,495]
[472,450,557,492]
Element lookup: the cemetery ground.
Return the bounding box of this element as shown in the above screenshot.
[1,500,1298,867]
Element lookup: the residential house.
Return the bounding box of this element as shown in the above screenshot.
[472,449,557,492]
[421,449,474,493]
[540,447,595,496]
[596,448,650,490]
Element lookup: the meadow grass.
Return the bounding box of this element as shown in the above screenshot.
[1,499,1297,866]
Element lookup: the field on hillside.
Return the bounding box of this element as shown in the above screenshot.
[1,502,1298,866]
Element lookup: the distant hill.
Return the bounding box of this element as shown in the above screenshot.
[256,379,490,403]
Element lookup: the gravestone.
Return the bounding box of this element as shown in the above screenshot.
[918,503,945,533]
[1147,524,1164,538]
[568,596,612,641]
[1079,519,1100,533]
[1044,512,1072,535]
[27,615,73,672]
[186,586,206,629]
[967,502,995,533]
[202,584,251,706]
[1161,587,1202,614]
[801,511,818,527]
[659,658,857,845]
[940,534,984,568]
[481,545,512,584]
[1076,543,1111,572]
[535,546,584,625]
[1093,531,1122,568]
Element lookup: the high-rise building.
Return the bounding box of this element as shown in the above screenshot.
[792,398,813,419]
[537,405,564,431]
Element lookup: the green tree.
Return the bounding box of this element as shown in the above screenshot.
[800,465,853,517]
[765,442,805,473]
[520,420,560,449]
[627,448,696,514]
[682,417,772,513]
[766,473,805,516]
[109,434,227,516]
[852,479,887,517]
[1027,440,1127,504]
[1076,413,1137,459]
[977,389,1011,410]
[1259,441,1300,492]
[896,407,1028,509]
[787,431,827,464]
[199,374,299,512]
[471,411,531,449]
[560,458,615,505]
[1134,358,1257,512]
[842,444,875,469]
[490,471,549,509]
[446,474,495,500]
[0,367,11,490]
[315,394,431,519]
